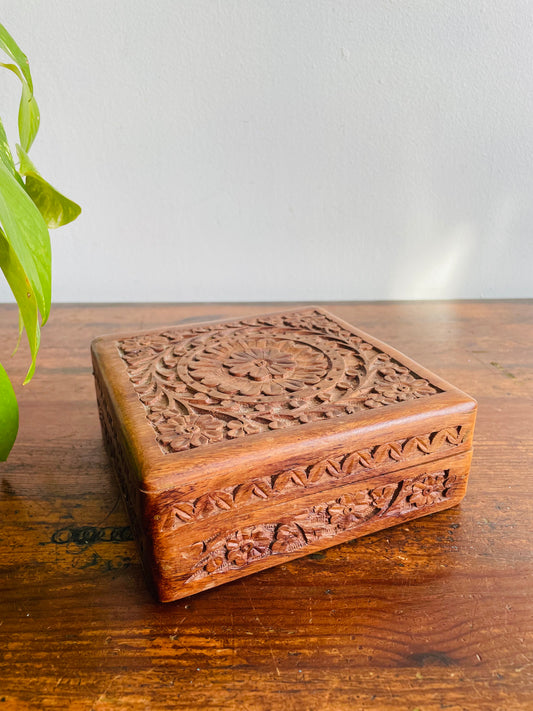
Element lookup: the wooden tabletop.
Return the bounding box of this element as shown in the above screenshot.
[1,301,532,711]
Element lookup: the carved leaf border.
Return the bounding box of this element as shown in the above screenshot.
[157,425,466,531]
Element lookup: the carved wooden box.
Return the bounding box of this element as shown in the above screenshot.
[91,307,476,602]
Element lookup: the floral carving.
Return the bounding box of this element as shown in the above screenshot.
[157,414,224,452]
[188,337,329,398]
[156,425,466,531]
[327,491,374,527]
[186,468,456,581]
[365,369,439,408]
[370,484,399,509]
[225,527,272,566]
[117,309,442,453]
[225,345,296,380]
[271,524,306,554]
[405,473,447,508]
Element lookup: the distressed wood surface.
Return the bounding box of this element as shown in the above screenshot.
[0,301,532,710]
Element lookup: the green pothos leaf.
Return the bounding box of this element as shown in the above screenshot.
[0,60,40,152]
[0,25,39,152]
[0,361,19,461]
[0,229,40,382]
[0,116,25,191]
[0,114,15,172]
[18,78,40,152]
[16,144,81,228]
[0,158,51,324]
[0,23,81,460]
[0,24,33,92]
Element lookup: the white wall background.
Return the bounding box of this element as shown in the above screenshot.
[0,0,532,302]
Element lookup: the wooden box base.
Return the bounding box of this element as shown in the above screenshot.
[92,307,476,602]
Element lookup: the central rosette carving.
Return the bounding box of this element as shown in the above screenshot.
[225,346,296,381]
[186,336,330,399]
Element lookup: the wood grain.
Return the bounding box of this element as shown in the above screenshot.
[0,301,532,710]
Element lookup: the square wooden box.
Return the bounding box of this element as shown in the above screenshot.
[91,307,476,602]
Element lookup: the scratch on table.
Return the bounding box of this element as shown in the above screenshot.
[94,495,122,527]
[241,581,281,677]
[514,654,532,673]
[92,674,124,708]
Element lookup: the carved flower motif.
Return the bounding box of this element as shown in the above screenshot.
[195,534,230,574]
[159,414,224,451]
[363,371,436,409]
[225,347,296,381]
[328,491,373,528]
[408,474,446,508]
[189,337,328,398]
[370,484,397,509]
[375,373,436,401]
[204,549,226,573]
[226,527,272,566]
[271,524,306,554]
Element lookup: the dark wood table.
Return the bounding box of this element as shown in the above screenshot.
[1,302,532,710]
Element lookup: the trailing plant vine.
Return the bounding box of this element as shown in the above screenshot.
[0,24,80,459]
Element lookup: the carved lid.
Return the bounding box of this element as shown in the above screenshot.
[115,307,443,455]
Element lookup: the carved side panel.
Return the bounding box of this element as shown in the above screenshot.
[183,468,459,584]
[155,425,468,532]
